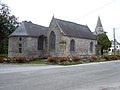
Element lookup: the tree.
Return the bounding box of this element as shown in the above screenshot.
[96,34,111,55]
[0,3,19,54]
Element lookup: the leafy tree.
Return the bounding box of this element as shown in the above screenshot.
[0,3,19,54]
[96,34,111,55]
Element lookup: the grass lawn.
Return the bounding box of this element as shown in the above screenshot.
[28,59,45,64]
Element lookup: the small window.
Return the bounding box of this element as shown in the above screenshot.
[38,36,44,50]
[19,44,22,47]
[49,31,56,50]
[90,42,93,52]
[70,39,75,51]
[19,44,22,53]
[19,37,22,41]
[19,48,22,53]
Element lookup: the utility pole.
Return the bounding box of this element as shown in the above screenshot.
[0,0,1,3]
[113,28,115,56]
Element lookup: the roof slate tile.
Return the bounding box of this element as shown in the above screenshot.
[55,18,96,40]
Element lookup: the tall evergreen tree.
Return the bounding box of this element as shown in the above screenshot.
[0,3,19,54]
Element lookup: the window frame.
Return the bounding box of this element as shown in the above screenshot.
[38,36,44,50]
[90,42,93,52]
[49,31,56,50]
[70,39,75,51]
[18,44,22,53]
[19,37,22,41]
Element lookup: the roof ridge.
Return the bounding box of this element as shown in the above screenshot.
[23,21,48,28]
[54,18,85,26]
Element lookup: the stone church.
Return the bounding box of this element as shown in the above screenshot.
[8,17,97,59]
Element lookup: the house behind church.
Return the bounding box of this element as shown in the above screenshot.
[8,17,97,59]
[109,39,120,52]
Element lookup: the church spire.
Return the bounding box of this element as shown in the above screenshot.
[93,16,106,35]
[96,16,102,27]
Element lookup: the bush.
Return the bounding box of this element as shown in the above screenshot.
[102,55,110,61]
[47,56,81,64]
[72,56,80,62]
[3,57,13,63]
[88,55,99,62]
[0,54,13,63]
[14,56,28,63]
[116,54,120,59]
[92,55,99,60]
[0,58,13,63]
[0,56,6,63]
[47,57,59,64]
[59,57,68,62]
[109,55,118,60]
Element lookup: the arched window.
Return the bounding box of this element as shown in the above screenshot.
[49,31,56,50]
[19,37,22,41]
[90,42,93,52]
[38,36,44,50]
[70,39,75,51]
[19,44,22,53]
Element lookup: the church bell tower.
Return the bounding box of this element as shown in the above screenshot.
[93,16,106,35]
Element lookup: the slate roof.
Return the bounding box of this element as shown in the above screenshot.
[10,18,96,40]
[55,18,96,40]
[10,21,49,37]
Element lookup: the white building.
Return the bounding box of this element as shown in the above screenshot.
[109,39,120,52]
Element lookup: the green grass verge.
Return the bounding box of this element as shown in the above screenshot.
[28,59,45,64]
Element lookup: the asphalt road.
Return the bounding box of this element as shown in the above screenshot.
[0,61,120,90]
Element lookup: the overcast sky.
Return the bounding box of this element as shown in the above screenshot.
[1,0,120,41]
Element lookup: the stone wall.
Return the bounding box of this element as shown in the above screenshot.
[8,37,21,58]
[47,18,97,57]
[62,36,97,56]
[8,36,47,59]
[24,37,39,59]
[47,18,63,57]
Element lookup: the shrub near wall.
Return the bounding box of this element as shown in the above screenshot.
[14,56,28,63]
[109,55,118,60]
[0,55,6,63]
[102,55,110,61]
[72,56,80,62]
[47,57,59,64]
[0,55,12,63]
[89,55,100,62]
[116,54,120,59]
[47,56,81,65]
[59,57,68,63]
